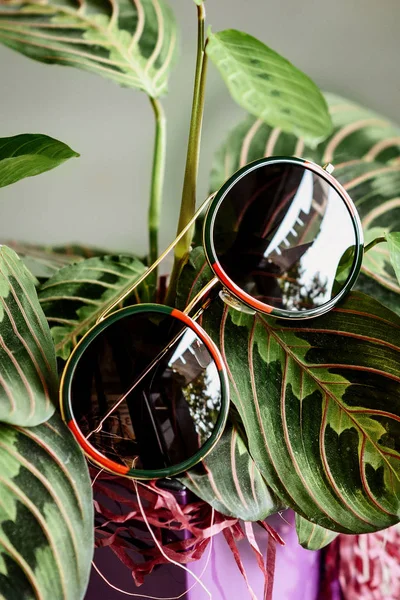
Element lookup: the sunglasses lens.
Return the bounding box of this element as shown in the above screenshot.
[68,309,223,475]
[211,162,359,313]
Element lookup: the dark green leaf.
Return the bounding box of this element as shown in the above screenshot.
[228,292,400,533]
[0,0,178,97]
[206,30,332,145]
[180,423,282,521]
[38,255,148,360]
[0,246,58,426]
[295,514,338,550]
[0,134,78,189]
[182,249,400,534]
[354,273,400,317]
[0,413,93,600]
[386,232,400,284]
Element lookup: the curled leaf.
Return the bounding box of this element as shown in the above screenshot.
[295,514,338,550]
[386,232,400,284]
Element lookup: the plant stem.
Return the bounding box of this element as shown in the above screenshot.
[165,3,207,305]
[148,96,167,270]
[364,236,386,253]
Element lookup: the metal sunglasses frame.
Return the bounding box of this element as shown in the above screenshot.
[60,156,364,479]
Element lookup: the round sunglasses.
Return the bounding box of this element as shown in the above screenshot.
[60,156,364,479]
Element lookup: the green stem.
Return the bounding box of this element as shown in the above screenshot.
[364,236,386,253]
[165,3,208,305]
[148,97,167,270]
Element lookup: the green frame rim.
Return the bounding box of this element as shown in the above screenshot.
[203,156,364,320]
[60,303,230,480]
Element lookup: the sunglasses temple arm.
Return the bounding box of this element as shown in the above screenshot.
[183,276,219,317]
[97,192,216,323]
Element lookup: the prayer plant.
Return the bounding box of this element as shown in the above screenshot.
[0,0,399,598]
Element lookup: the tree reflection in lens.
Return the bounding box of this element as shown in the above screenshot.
[70,312,222,472]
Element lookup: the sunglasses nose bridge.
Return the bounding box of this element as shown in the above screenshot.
[219,288,256,315]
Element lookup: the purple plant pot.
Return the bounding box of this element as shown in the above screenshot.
[87,511,321,599]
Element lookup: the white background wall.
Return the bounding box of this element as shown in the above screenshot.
[0,0,399,257]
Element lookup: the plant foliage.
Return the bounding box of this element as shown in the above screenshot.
[38,254,148,359]
[207,29,332,145]
[0,246,57,427]
[0,134,78,189]
[0,414,93,600]
[0,0,178,97]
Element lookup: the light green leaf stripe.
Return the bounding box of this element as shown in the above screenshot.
[0,414,93,600]
[386,232,400,284]
[0,134,78,189]
[0,246,58,426]
[295,514,338,550]
[38,254,148,359]
[206,29,332,146]
[0,0,178,97]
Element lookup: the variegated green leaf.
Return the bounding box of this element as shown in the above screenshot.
[295,514,338,550]
[206,30,332,145]
[210,93,400,192]
[335,161,400,296]
[38,254,148,360]
[0,246,58,426]
[226,295,400,533]
[387,232,400,284]
[0,0,178,97]
[180,423,282,521]
[181,249,400,534]
[0,413,93,599]
[0,134,78,189]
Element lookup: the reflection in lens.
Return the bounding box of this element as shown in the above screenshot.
[211,162,358,312]
[69,311,222,472]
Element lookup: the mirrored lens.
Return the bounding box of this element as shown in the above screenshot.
[69,310,222,472]
[211,162,358,313]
